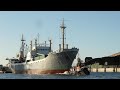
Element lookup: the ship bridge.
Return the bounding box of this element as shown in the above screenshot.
[36,46,50,55]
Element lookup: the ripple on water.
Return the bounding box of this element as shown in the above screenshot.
[0,72,120,79]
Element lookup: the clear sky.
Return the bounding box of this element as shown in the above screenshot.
[0,11,120,66]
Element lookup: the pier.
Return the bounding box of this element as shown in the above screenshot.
[89,68,120,72]
[84,54,120,72]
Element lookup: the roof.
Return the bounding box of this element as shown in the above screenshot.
[110,52,120,57]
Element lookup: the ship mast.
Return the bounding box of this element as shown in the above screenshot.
[37,33,40,46]
[60,18,66,51]
[30,40,32,52]
[19,34,25,61]
[35,39,38,53]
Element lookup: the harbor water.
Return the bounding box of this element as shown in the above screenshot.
[0,72,120,79]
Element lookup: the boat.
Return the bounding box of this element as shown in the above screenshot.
[69,57,90,75]
[7,19,79,74]
[2,66,12,73]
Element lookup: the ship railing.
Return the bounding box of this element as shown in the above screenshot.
[49,47,78,54]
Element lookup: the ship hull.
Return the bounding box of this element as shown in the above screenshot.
[10,48,79,74]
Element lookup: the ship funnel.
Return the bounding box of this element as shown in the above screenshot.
[59,44,61,52]
[45,41,46,47]
[66,44,68,49]
[49,39,52,52]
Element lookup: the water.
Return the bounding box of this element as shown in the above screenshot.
[0,72,120,79]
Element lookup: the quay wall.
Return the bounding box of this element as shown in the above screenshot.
[89,68,120,72]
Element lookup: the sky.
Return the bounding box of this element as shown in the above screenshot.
[0,11,120,66]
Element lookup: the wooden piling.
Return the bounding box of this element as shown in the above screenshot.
[115,65,117,72]
[104,65,106,72]
[113,65,115,72]
[96,67,98,72]
[89,65,91,72]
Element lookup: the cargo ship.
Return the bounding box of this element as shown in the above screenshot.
[7,19,79,74]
